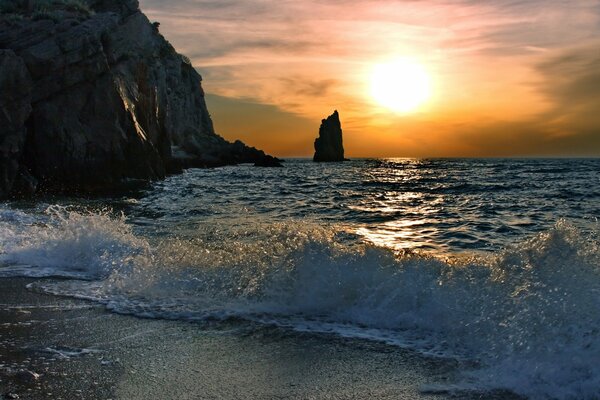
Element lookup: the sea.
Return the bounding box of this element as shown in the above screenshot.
[1,158,599,399]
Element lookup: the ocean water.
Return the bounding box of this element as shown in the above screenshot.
[1,158,600,399]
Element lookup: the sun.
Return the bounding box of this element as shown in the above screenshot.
[370,59,432,113]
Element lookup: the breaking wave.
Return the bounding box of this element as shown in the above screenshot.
[1,205,599,399]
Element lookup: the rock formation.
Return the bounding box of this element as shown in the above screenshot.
[313,110,346,162]
[0,0,280,198]
[0,49,34,196]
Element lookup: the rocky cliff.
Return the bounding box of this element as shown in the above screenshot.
[313,110,346,162]
[0,0,280,198]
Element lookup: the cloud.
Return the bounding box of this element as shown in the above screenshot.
[535,41,600,137]
[438,0,600,56]
[418,42,600,157]
[278,77,339,97]
[184,38,317,60]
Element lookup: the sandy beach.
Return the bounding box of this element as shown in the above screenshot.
[0,277,478,400]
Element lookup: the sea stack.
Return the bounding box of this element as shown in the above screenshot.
[313,110,346,162]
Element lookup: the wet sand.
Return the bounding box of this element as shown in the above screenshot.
[0,278,519,400]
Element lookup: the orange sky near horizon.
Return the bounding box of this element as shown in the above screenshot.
[140,0,600,158]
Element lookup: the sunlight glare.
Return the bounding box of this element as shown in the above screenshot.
[370,58,432,113]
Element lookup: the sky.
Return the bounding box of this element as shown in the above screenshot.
[139,0,600,158]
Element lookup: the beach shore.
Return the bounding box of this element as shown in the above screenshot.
[1,276,530,400]
[0,277,465,400]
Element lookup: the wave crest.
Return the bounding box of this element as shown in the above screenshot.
[0,205,151,279]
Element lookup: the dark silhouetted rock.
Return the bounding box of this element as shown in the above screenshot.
[254,154,283,167]
[0,0,279,198]
[313,110,346,162]
[0,49,32,198]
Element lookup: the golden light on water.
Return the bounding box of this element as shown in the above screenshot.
[370,59,432,114]
[356,219,436,252]
[350,175,445,253]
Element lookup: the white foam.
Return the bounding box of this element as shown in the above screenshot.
[38,346,102,360]
[0,205,151,280]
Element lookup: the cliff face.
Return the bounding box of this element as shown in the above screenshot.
[0,0,279,198]
[313,110,346,162]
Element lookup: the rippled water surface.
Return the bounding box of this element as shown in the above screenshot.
[129,158,600,252]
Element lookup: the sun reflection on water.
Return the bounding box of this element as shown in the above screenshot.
[349,159,450,253]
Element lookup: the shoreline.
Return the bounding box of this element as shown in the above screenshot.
[0,277,450,399]
[0,277,525,400]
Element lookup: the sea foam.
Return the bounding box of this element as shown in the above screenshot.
[0,205,151,279]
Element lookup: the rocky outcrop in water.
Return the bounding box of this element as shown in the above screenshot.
[313,110,346,162]
[0,0,280,198]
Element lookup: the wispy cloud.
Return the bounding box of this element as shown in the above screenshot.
[536,41,600,137]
